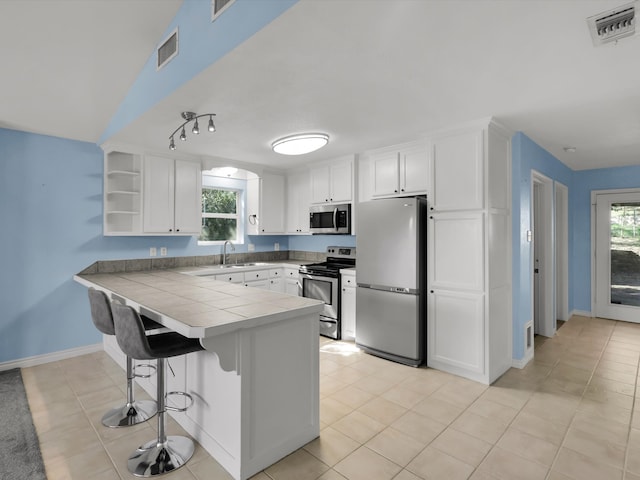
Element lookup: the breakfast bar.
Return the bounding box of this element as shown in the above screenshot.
[74,267,324,480]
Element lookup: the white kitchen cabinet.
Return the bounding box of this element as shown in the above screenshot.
[286,171,310,234]
[143,156,202,235]
[215,272,244,284]
[247,173,286,235]
[427,119,512,385]
[340,270,356,340]
[431,129,483,211]
[268,268,284,292]
[243,269,269,287]
[284,266,300,296]
[310,155,354,204]
[370,141,429,198]
[104,150,143,235]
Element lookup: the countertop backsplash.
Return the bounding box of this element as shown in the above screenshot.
[78,250,328,275]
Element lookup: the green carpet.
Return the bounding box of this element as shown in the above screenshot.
[0,368,47,480]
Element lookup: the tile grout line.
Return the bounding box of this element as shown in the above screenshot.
[542,319,617,480]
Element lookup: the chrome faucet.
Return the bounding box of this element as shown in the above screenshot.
[223,240,235,265]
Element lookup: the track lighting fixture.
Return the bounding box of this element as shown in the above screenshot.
[169,111,216,150]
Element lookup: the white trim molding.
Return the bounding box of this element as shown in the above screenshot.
[0,343,102,372]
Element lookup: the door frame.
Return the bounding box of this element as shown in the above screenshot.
[531,171,555,337]
[591,188,640,319]
[555,181,569,322]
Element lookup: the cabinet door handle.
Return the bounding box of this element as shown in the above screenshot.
[176,228,180,232]
[394,189,398,193]
[401,189,405,192]
[169,228,173,232]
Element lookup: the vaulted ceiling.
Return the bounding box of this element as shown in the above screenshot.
[2,0,639,171]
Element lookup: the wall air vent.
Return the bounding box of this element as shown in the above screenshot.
[587,1,638,46]
[157,28,178,70]
[212,0,236,22]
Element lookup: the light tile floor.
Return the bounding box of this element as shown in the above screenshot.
[21,315,640,480]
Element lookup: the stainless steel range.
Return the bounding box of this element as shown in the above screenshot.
[299,246,356,340]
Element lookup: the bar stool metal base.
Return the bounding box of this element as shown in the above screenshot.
[101,399,158,428]
[127,436,195,477]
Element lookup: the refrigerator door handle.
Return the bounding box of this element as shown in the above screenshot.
[357,284,418,295]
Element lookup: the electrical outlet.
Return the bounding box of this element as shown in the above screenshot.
[274,242,280,251]
[248,243,255,252]
[149,247,157,257]
[160,247,167,256]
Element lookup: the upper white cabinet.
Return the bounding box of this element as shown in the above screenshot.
[310,156,354,204]
[431,130,484,211]
[143,156,202,235]
[427,119,512,385]
[369,141,430,198]
[286,171,310,234]
[247,172,286,235]
[104,151,143,235]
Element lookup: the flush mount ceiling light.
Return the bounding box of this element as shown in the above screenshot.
[271,133,329,155]
[169,111,216,150]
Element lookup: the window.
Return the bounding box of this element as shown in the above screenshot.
[200,187,239,242]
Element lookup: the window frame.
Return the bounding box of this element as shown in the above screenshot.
[198,185,242,245]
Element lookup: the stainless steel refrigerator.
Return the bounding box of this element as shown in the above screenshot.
[355,196,427,366]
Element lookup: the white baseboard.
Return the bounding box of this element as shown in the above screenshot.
[0,343,103,372]
[512,348,534,369]
[570,309,593,318]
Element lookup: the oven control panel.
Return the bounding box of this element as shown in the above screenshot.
[326,246,356,259]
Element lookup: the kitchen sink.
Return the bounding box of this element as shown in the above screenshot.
[219,262,270,269]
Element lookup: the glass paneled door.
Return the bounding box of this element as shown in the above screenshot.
[595,191,640,322]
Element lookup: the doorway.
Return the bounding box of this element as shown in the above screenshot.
[532,171,555,338]
[594,190,640,322]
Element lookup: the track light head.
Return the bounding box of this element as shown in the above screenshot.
[169,112,216,150]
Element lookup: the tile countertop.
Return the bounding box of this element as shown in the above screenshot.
[74,268,324,339]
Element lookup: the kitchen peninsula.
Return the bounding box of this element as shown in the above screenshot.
[74,264,324,480]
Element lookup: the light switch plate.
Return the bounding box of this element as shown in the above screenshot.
[274,242,280,251]
[160,247,167,256]
[149,247,157,257]
[248,243,255,252]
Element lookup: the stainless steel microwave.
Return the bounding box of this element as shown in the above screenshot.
[309,203,351,234]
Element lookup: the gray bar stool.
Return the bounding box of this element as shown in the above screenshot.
[88,288,159,427]
[111,301,204,477]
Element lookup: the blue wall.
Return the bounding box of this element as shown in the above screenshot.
[0,128,287,364]
[571,166,640,312]
[511,132,640,360]
[511,133,573,359]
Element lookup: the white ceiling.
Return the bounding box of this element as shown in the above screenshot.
[2,0,640,171]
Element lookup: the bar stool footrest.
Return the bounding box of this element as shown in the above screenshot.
[165,391,194,413]
[133,363,156,379]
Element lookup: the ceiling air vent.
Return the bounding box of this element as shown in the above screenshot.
[157,28,178,70]
[212,0,235,22]
[587,1,638,46]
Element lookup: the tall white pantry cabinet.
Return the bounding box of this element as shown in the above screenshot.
[427,119,512,385]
